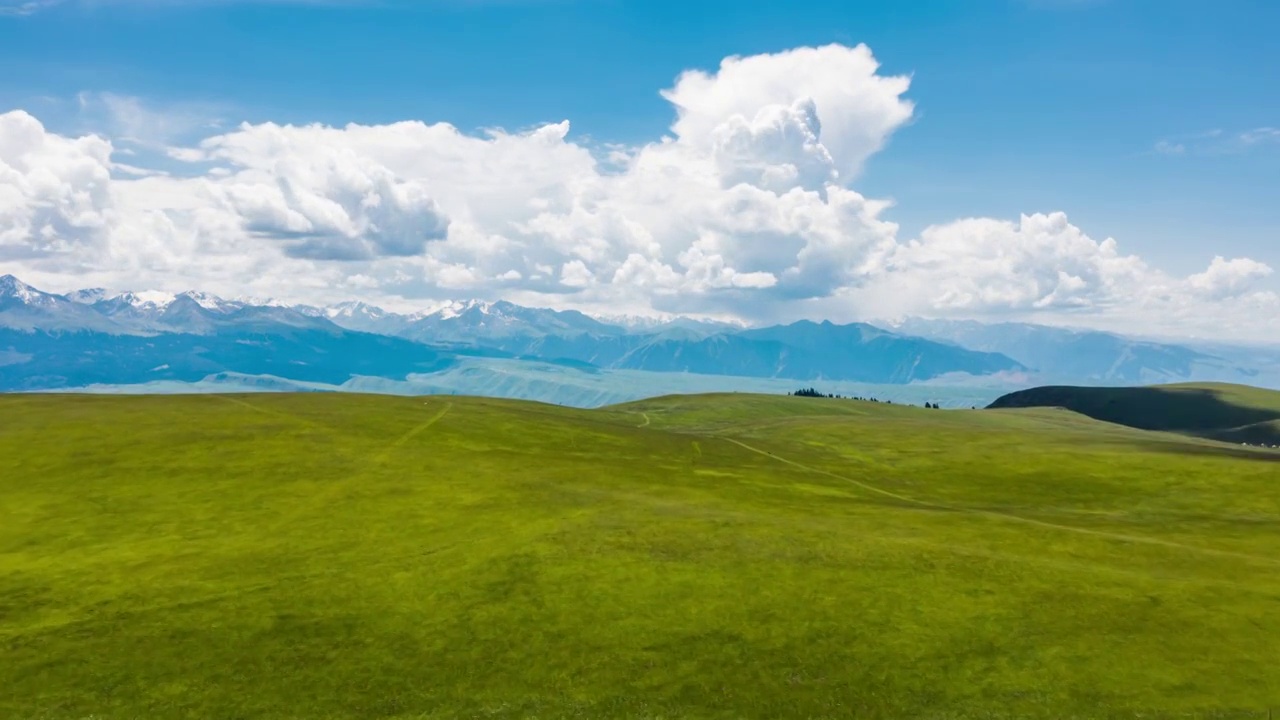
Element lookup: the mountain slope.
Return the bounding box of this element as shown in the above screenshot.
[988,382,1280,445]
[896,318,1235,384]
[740,320,1021,382]
[398,300,625,345]
[0,275,1060,391]
[0,275,130,334]
[0,327,454,390]
[462,319,1024,383]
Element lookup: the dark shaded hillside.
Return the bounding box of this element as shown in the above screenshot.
[988,383,1280,445]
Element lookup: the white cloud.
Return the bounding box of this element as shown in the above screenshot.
[0,111,113,261]
[201,127,451,260]
[0,43,1276,341]
[1187,256,1273,300]
[662,43,913,182]
[868,212,1150,314]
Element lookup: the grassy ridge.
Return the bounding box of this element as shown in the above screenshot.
[2,393,1279,719]
[988,382,1280,445]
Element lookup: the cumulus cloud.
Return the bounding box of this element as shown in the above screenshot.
[0,42,1276,340]
[0,111,113,261]
[198,125,451,260]
[871,212,1150,314]
[663,43,913,181]
[1186,256,1273,300]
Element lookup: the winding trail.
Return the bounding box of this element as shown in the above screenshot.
[213,395,328,431]
[271,402,453,530]
[723,437,1280,567]
[375,403,453,462]
[637,412,651,428]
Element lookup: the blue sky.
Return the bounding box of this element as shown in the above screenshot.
[0,0,1277,337]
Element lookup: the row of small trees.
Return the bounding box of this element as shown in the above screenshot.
[789,388,943,409]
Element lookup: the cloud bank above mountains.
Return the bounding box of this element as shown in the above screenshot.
[1,43,1275,340]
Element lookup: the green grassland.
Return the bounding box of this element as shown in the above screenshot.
[2,391,1279,719]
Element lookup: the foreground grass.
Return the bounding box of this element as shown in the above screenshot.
[2,392,1279,719]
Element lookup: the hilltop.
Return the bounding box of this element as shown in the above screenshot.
[988,382,1280,445]
[2,392,1278,718]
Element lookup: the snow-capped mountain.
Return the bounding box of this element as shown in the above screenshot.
[0,275,453,392]
[1,276,332,336]
[178,290,242,313]
[590,312,745,337]
[1,275,57,307]
[5,273,1276,396]
[0,275,126,333]
[37,283,741,345]
[319,301,426,336]
[397,300,624,345]
[64,287,110,305]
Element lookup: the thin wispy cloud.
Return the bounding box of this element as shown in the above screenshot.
[0,0,59,15]
[1016,0,1110,9]
[1153,127,1279,157]
[1,0,370,15]
[76,92,231,148]
[1240,127,1280,146]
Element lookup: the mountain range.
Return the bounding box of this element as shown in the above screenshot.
[2,273,1277,399]
[892,318,1257,385]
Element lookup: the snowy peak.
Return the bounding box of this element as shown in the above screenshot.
[593,312,747,337]
[63,285,179,312]
[0,275,132,333]
[312,300,427,334]
[98,291,177,312]
[0,274,52,305]
[66,288,109,305]
[376,297,625,347]
[124,290,178,309]
[177,290,240,313]
[434,299,496,320]
[325,301,389,321]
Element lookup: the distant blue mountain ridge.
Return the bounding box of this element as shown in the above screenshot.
[1,274,1274,397]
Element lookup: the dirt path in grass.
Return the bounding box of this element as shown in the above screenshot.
[375,402,453,461]
[213,395,331,431]
[723,436,1280,568]
[267,402,453,530]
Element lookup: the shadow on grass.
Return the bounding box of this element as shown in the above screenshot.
[1130,438,1280,464]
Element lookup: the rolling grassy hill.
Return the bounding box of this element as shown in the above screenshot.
[988,382,1280,445]
[2,392,1279,719]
